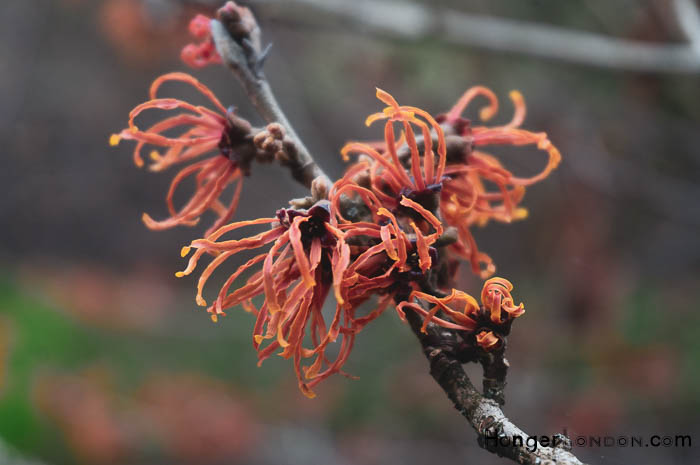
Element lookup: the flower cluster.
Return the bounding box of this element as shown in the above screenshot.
[168,88,555,396]
[112,7,561,397]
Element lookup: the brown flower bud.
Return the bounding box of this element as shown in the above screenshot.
[266,122,284,140]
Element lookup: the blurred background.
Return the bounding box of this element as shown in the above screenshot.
[1,0,699,464]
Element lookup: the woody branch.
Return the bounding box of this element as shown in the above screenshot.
[209,3,331,193]
[405,308,585,465]
[209,2,587,464]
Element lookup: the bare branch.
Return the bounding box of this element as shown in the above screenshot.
[255,0,700,73]
[404,309,586,465]
[209,6,331,190]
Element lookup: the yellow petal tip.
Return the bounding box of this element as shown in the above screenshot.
[180,246,191,258]
[301,386,317,399]
[109,134,121,146]
[479,107,496,121]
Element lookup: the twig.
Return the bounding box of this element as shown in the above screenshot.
[209,5,331,191]
[255,0,700,73]
[405,309,586,465]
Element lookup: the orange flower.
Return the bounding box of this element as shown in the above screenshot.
[397,277,524,351]
[397,288,480,333]
[330,165,444,303]
[332,89,447,312]
[180,14,222,69]
[336,88,554,280]
[444,87,560,186]
[178,201,357,398]
[340,88,447,210]
[437,87,562,277]
[110,72,248,236]
[481,276,525,324]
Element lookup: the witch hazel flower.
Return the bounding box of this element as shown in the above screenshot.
[110,72,252,236]
[333,89,447,290]
[328,183,444,334]
[442,86,560,187]
[340,88,447,212]
[335,89,508,280]
[333,192,443,303]
[436,87,562,277]
[397,277,525,351]
[177,200,357,398]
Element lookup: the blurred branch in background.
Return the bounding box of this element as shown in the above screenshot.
[250,0,700,73]
[674,0,700,54]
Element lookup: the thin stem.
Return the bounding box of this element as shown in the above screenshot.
[210,16,331,191]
